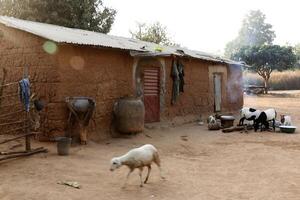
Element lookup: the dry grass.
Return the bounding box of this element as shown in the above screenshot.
[243,70,300,90]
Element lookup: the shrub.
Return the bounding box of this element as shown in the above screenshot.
[243,70,300,90]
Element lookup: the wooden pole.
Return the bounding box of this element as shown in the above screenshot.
[25,112,31,151]
[0,147,47,162]
[0,133,35,145]
[23,66,31,152]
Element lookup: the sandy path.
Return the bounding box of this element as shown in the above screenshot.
[0,94,300,200]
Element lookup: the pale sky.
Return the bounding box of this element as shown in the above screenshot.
[106,0,300,55]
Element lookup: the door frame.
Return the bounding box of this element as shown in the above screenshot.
[213,73,222,112]
[133,57,166,122]
[208,65,228,113]
[143,66,160,122]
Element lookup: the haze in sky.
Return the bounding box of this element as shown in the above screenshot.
[106,0,300,55]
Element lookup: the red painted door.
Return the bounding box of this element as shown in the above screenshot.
[143,67,160,123]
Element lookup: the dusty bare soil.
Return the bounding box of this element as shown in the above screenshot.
[1,94,300,200]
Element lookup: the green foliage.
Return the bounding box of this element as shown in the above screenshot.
[130,22,177,46]
[295,43,300,68]
[233,45,297,93]
[0,0,116,33]
[225,10,275,58]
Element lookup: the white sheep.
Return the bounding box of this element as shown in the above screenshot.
[239,107,261,126]
[280,115,292,126]
[110,144,165,188]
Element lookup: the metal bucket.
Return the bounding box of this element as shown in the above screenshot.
[56,137,72,156]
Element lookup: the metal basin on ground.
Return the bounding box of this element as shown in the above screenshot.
[220,115,235,128]
[279,125,297,134]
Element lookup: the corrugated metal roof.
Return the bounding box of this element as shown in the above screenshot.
[0,16,241,65]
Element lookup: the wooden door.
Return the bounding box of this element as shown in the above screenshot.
[143,67,160,123]
[214,74,222,112]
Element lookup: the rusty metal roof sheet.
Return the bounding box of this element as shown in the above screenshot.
[0,16,241,65]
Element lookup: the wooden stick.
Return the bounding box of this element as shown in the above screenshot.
[222,126,245,133]
[0,150,28,155]
[1,147,44,155]
[0,133,35,145]
[0,68,7,108]
[0,147,47,161]
[0,120,25,126]
[0,110,24,119]
[9,143,22,150]
[0,102,22,108]
[0,126,29,135]
[23,66,32,152]
[0,93,19,99]
[0,82,18,87]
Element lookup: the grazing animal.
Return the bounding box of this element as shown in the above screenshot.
[254,108,277,132]
[239,107,261,126]
[110,144,165,188]
[280,115,292,126]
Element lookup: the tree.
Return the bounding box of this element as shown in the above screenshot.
[233,45,297,93]
[130,22,177,46]
[225,10,276,58]
[295,44,300,68]
[0,0,116,33]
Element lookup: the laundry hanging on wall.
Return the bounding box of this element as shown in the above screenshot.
[177,60,185,92]
[171,59,185,105]
[19,78,30,112]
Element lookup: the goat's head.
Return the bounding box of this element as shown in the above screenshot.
[110,157,122,171]
[280,115,285,123]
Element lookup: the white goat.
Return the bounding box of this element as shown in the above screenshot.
[110,144,165,188]
[281,115,292,126]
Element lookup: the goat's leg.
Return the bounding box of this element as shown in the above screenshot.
[254,121,258,132]
[138,167,144,187]
[239,117,245,126]
[122,169,133,189]
[144,165,151,184]
[273,119,276,131]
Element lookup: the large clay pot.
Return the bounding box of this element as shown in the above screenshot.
[114,97,145,133]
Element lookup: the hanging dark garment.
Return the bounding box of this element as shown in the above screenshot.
[177,61,185,92]
[19,78,30,112]
[171,59,180,105]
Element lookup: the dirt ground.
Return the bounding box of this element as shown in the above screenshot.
[1,93,300,200]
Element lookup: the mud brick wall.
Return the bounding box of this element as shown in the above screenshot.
[0,24,243,140]
[53,45,134,140]
[0,24,59,137]
[162,57,243,121]
[162,58,212,119]
[0,25,134,140]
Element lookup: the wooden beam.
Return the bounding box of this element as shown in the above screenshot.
[0,133,35,145]
[0,147,48,162]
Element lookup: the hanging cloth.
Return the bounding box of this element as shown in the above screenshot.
[19,78,30,112]
[177,61,185,93]
[171,59,180,105]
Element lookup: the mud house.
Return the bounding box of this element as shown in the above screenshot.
[0,16,243,140]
